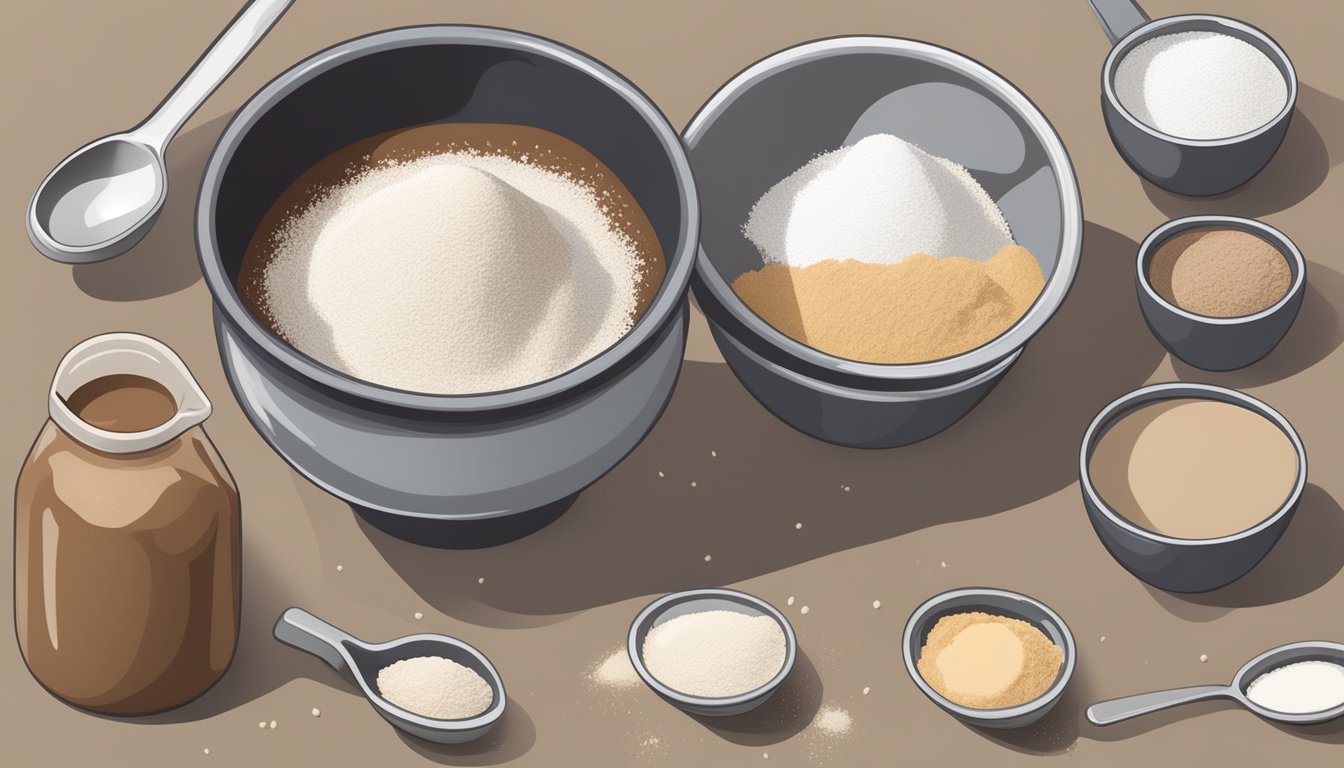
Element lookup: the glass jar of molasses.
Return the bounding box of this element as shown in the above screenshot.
[15,333,240,715]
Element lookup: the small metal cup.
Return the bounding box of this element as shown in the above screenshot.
[1136,215,1305,371]
[1090,0,1297,196]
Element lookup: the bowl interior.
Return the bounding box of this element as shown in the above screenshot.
[904,589,1074,717]
[1138,217,1304,324]
[630,591,795,704]
[205,28,691,405]
[1081,384,1306,544]
[689,44,1073,336]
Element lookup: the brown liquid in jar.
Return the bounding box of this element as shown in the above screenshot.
[236,122,666,344]
[63,374,177,432]
[16,375,240,715]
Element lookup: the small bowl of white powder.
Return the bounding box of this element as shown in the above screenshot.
[628,589,796,717]
[1092,6,1297,195]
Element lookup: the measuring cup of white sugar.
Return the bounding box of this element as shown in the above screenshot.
[1088,0,1297,196]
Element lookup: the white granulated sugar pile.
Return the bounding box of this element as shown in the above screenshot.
[743,133,1012,267]
[641,610,786,698]
[590,647,640,689]
[376,656,493,720]
[811,704,853,735]
[1114,31,1287,140]
[262,153,643,394]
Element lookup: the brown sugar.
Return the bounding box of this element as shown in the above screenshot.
[1148,228,1290,318]
[916,612,1063,709]
[730,245,1045,364]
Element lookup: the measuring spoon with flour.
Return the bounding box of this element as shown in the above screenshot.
[1088,641,1344,727]
[273,608,506,743]
[27,0,292,263]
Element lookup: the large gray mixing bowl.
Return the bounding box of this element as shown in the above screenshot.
[197,26,697,546]
[685,37,1082,448]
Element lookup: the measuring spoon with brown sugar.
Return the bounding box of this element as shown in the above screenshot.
[273,608,506,743]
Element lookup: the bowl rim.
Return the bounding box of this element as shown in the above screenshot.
[626,588,798,710]
[901,587,1077,722]
[1078,382,1308,547]
[196,24,699,413]
[1100,14,1298,148]
[1136,214,1306,325]
[682,35,1083,382]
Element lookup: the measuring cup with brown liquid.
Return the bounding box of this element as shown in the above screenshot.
[15,333,240,715]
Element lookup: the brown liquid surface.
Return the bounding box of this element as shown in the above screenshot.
[64,374,177,433]
[237,122,666,345]
[1088,398,1299,539]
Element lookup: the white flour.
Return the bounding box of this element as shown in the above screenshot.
[1115,31,1287,140]
[743,133,1012,267]
[262,153,643,394]
[1246,660,1344,714]
[376,656,493,720]
[641,610,786,698]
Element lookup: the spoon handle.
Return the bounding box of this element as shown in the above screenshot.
[133,0,293,151]
[1087,0,1151,46]
[1087,685,1232,726]
[273,608,356,673]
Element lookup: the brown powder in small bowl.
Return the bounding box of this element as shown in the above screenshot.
[1148,228,1291,318]
[916,612,1063,709]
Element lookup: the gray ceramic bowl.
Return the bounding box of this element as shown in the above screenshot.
[1080,383,1307,593]
[902,587,1077,729]
[1137,215,1305,371]
[1096,9,1297,196]
[197,26,698,546]
[684,36,1082,448]
[628,589,797,717]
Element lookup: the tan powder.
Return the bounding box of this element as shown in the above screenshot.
[916,612,1063,709]
[731,245,1045,364]
[1088,398,1298,539]
[1149,228,1290,318]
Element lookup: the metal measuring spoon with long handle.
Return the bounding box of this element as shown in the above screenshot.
[26,0,292,263]
[1088,641,1344,727]
[273,608,507,744]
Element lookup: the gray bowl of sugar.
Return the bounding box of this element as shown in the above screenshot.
[684,36,1082,448]
[628,589,797,717]
[902,587,1076,729]
[1080,382,1307,593]
[1090,1,1298,195]
[197,26,698,546]
[1136,215,1305,371]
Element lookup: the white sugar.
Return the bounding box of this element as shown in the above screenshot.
[1115,31,1287,140]
[743,133,1012,267]
[377,656,493,720]
[262,153,643,394]
[1246,660,1344,714]
[641,610,786,698]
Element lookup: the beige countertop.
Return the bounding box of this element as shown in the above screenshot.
[3,0,1343,765]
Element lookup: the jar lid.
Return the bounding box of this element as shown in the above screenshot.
[48,333,212,454]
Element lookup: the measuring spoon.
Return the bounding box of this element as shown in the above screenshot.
[1088,641,1344,727]
[27,0,292,263]
[274,608,506,744]
[1087,0,1296,196]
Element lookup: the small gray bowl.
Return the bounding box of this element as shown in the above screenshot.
[628,589,797,717]
[902,587,1076,729]
[684,36,1082,449]
[1137,215,1305,371]
[1080,383,1307,593]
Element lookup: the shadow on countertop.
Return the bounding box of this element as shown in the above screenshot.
[361,222,1167,622]
[70,112,233,301]
[1141,84,1344,218]
[399,699,536,765]
[1143,484,1344,623]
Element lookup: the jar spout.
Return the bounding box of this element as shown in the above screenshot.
[49,333,213,454]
